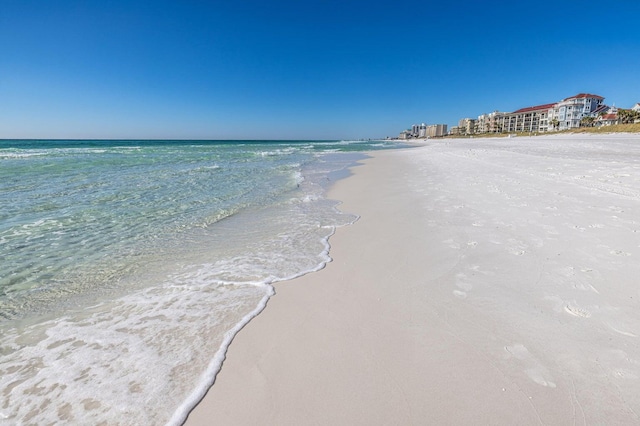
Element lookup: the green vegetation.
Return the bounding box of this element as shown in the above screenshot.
[580,116,596,127]
[617,109,640,124]
[447,123,640,139]
[570,122,640,134]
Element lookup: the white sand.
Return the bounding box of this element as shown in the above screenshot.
[186,134,640,425]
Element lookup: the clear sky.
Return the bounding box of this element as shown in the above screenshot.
[1,0,639,140]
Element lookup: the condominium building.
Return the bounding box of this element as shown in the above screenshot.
[476,111,507,133]
[476,104,553,134]
[497,103,555,133]
[398,130,412,140]
[427,124,447,137]
[458,118,477,134]
[416,123,428,138]
[547,93,605,131]
[474,93,606,134]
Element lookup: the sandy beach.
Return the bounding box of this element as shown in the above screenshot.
[186,134,640,425]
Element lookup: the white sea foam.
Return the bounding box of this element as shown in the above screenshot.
[293,170,305,186]
[258,147,297,157]
[0,202,353,424]
[0,151,48,159]
[0,272,272,424]
[168,286,274,426]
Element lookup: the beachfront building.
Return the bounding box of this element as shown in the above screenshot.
[401,123,428,139]
[476,111,507,133]
[497,103,555,133]
[398,129,412,139]
[427,124,447,137]
[547,93,605,131]
[416,123,428,138]
[596,106,619,126]
[458,118,476,135]
[473,93,606,134]
[598,104,640,126]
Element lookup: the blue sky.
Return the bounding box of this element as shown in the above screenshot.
[1,0,639,139]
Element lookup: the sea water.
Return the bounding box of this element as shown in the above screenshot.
[0,139,404,425]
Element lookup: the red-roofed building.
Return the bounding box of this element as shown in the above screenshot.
[473,93,608,134]
[511,103,557,115]
[477,103,555,134]
[597,113,619,126]
[548,93,605,131]
[504,102,556,133]
[594,106,619,127]
[563,93,605,101]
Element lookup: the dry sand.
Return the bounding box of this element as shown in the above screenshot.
[186,134,640,425]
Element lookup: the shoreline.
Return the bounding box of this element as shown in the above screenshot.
[185,135,640,424]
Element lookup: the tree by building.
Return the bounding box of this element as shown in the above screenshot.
[617,109,640,124]
[580,116,595,127]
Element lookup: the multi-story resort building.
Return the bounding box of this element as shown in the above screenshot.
[413,123,428,138]
[459,118,476,134]
[547,93,606,131]
[427,124,447,137]
[499,102,555,133]
[451,118,478,136]
[472,93,607,135]
[476,111,505,134]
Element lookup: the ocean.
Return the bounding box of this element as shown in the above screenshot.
[0,139,405,425]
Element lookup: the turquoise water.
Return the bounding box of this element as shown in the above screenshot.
[0,139,404,425]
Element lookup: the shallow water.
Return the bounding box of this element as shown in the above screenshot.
[0,139,405,425]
